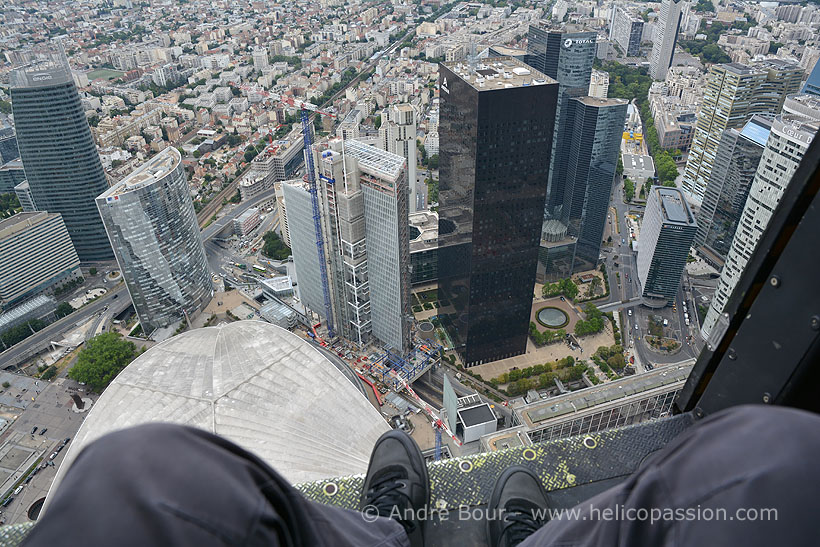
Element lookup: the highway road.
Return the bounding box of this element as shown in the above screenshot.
[0,287,128,369]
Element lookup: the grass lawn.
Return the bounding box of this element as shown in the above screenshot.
[88,68,125,81]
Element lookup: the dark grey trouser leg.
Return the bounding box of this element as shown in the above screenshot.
[23,423,408,547]
[521,405,820,547]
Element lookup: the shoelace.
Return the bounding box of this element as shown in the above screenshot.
[503,503,544,546]
[363,471,417,533]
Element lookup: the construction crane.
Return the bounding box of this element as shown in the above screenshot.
[287,98,337,338]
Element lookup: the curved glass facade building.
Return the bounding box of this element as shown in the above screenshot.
[10,54,113,261]
[96,148,212,335]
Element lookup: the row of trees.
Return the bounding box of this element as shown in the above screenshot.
[0,319,47,349]
[599,61,680,187]
[624,178,635,202]
[542,278,579,300]
[528,322,566,346]
[67,333,139,392]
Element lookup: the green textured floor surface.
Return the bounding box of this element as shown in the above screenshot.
[1,415,694,546]
[297,414,696,546]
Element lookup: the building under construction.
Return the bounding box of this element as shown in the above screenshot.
[282,137,411,354]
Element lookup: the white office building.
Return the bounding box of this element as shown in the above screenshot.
[650,0,684,80]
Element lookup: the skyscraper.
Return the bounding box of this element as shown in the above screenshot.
[10,52,113,262]
[96,148,212,335]
[637,187,697,306]
[702,94,820,339]
[438,58,558,366]
[610,5,644,57]
[525,24,596,217]
[801,61,820,96]
[681,61,804,200]
[286,138,410,352]
[561,97,629,270]
[694,115,772,268]
[650,0,684,81]
[379,104,419,212]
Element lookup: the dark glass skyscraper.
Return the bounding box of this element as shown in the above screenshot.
[694,115,771,268]
[10,54,113,261]
[525,23,596,217]
[438,58,558,367]
[561,97,629,270]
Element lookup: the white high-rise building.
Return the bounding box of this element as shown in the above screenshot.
[380,104,419,212]
[252,48,269,72]
[701,95,820,340]
[285,138,410,352]
[650,0,684,81]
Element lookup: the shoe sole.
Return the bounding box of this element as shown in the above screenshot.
[486,465,542,547]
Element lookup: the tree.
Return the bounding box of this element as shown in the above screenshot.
[56,302,74,319]
[90,267,98,276]
[624,178,635,202]
[68,333,137,393]
[261,230,291,260]
[428,154,439,170]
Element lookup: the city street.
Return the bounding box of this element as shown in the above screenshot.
[600,176,703,368]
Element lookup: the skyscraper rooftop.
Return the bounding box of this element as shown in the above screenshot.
[657,187,696,225]
[443,57,556,91]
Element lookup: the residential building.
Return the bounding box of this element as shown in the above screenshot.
[682,61,803,200]
[610,5,644,57]
[637,187,698,306]
[650,0,684,81]
[10,53,113,261]
[379,104,419,212]
[252,48,269,72]
[0,212,81,310]
[438,58,559,366]
[702,95,820,339]
[694,116,772,268]
[96,148,212,335]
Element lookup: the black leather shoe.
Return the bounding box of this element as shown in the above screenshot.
[360,430,429,547]
[487,465,550,547]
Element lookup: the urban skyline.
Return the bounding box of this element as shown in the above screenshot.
[1,1,820,525]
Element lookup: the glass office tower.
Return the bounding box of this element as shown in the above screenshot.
[10,52,113,261]
[438,58,558,367]
[96,148,212,335]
